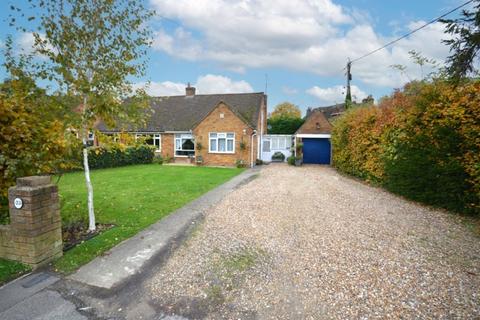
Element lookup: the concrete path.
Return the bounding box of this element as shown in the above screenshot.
[69,167,259,289]
[0,272,86,320]
[0,168,259,320]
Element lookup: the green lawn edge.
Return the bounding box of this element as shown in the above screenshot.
[53,164,244,274]
[0,258,31,286]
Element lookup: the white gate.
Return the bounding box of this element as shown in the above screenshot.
[260,134,293,162]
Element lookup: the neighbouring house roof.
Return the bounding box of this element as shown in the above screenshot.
[296,109,333,135]
[306,103,346,121]
[97,92,265,132]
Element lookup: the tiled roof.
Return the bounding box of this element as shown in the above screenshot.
[97,92,265,132]
[307,103,346,120]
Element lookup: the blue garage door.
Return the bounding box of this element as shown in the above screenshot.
[302,138,331,164]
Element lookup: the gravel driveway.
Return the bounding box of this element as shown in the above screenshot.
[150,164,480,319]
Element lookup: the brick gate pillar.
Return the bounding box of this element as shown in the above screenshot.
[1,176,63,268]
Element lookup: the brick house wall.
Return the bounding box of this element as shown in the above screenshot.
[296,110,332,134]
[160,133,174,159]
[193,102,255,167]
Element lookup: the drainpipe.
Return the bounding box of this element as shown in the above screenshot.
[294,135,297,158]
[258,103,265,160]
[250,130,257,168]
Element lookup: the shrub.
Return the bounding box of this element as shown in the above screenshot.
[287,156,295,165]
[331,80,480,215]
[271,152,286,162]
[88,145,155,169]
[236,159,247,168]
[255,159,264,165]
[153,155,164,165]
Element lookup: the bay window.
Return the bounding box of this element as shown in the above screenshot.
[209,132,235,153]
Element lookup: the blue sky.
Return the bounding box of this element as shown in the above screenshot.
[0,0,469,114]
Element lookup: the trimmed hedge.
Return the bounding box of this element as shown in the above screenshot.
[332,80,480,215]
[87,145,155,169]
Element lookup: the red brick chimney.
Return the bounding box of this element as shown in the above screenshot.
[185,83,196,96]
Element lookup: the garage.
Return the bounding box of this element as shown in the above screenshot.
[302,138,331,164]
[294,108,334,165]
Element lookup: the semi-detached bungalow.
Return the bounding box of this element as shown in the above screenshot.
[96,85,267,167]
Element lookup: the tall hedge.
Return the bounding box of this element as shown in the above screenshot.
[332,80,480,215]
[87,145,155,169]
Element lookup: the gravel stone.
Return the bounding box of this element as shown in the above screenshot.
[149,164,480,319]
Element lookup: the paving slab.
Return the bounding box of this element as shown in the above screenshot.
[0,289,86,320]
[69,168,259,289]
[0,272,60,313]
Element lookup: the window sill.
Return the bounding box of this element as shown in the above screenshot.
[208,151,235,154]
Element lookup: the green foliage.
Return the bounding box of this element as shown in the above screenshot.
[268,117,304,134]
[236,159,247,168]
[0,258,31,285]
[440,1,480,80]
[54,165,244,273]
[287,156,295,166]
[270,102,301,119]
[0,75,80,222]
[153,155,164,165]
[332,80,480,215]
[87,145,155,170]
[271,152,286,162]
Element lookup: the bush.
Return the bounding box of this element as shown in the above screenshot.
[287,156,295,166]
[271,152,286,162]
[255,159,264,165]
[88,145,155,169]
[332,80,480,215]
[236,159,247,168]
[153,155,164,165]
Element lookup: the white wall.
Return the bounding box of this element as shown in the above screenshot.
[260,135,293,162]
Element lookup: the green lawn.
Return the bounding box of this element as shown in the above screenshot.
[54,164,243,273]
[0,258,30,285]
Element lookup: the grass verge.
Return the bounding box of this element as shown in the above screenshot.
[53,164,243,273]
[0,258,30,286]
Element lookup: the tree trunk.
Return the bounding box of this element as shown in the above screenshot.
[82,141,96,232]
[82,95,95,232]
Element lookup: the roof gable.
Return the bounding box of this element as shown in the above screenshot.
[192,100,253,130]
[296,110,332,134]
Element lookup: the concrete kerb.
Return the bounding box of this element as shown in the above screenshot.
[68,167,260,291]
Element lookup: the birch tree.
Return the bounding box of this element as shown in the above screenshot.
[10,0,153,231]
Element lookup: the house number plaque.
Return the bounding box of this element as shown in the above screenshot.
[14,198,23,209]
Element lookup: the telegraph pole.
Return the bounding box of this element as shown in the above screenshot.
[345,59,352,109]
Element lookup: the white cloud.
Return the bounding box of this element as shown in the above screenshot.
[306,85,367,105]
[16,32,56,58]
[195,74,253,94]
[18,32,36,54]
[133,81,186,96]
[149,0,451,88]
[133,74,253,96]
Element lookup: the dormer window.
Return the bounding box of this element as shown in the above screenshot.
[316,122,320,129]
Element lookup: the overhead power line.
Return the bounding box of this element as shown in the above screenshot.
[350,0,475,64]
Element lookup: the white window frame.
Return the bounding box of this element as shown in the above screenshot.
[270,136,290,150]
[134,133,162,151]
[153,134,161,151]
[209,132,235,154]
[175,133,195,157]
